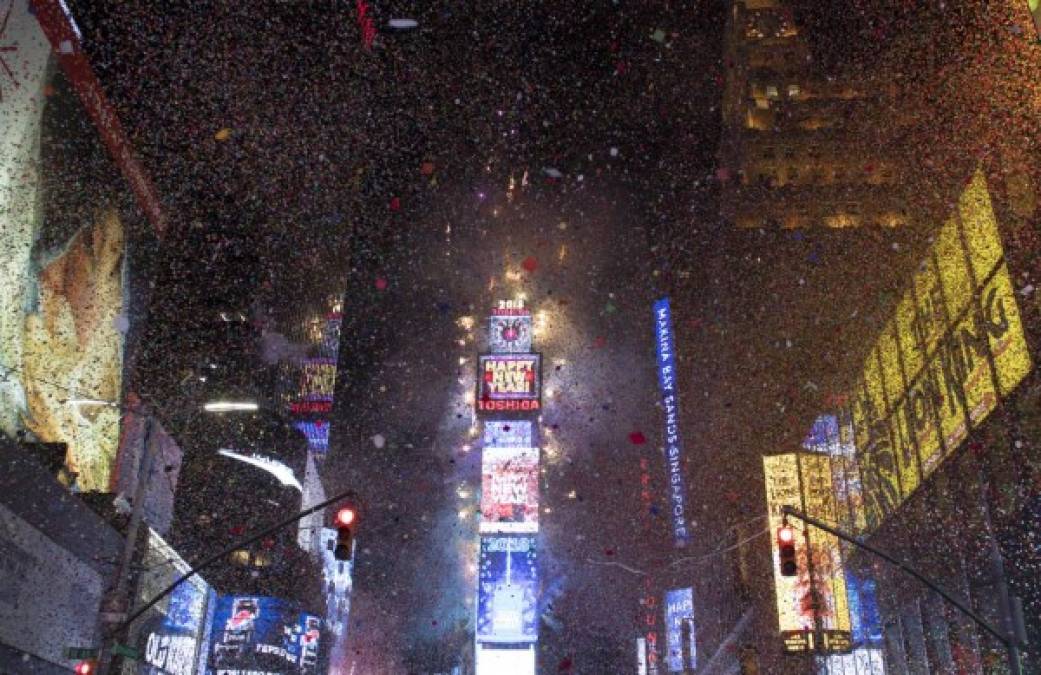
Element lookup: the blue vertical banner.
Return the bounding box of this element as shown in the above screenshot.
[664,588,695,672]
[653,298,691,548]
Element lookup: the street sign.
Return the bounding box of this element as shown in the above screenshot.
[64,647,98,660]
[112,643,140,660]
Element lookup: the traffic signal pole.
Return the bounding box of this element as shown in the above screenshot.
[98,487,359,674]
[781,505,1024,675]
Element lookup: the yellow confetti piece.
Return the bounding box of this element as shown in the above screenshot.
[214,128,232,142]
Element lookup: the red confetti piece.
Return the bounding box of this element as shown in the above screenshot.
[521,256,538,273]
[389,196,401,211]
[629,431,647,445]
[374,278,388,290]
[558,656,573,672]
[593,336,606,348]
[420,161,435,175]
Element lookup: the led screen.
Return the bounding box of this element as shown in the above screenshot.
[847,170,1032,534]
[483,420,533,448]
[481,447,539,533]
[0,3,131,492]
[476,536,538,643]
[763,454,814,637]
[475,644,536,675]
[653,298,691,547]
[489,314,533,353]
[294,420,330,455]
[664,588,695,672]
[476,354,541,414]
[209,595,323,674]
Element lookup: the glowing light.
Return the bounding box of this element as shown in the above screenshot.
[462,444,472,452]
[778,526,795,544]
[67,398,118,408]
[335,508,356,526]
[457,339,467,348]
[204,401,258,413]
[567,490,577,499]
[465,392,475,404]
[457,316,475,330]
[505,269,522,282]
[459,356,469,366]
[457,485,472,499]
[458,509,469,520]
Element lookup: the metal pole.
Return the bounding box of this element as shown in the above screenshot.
[112,487,359,633]
[98,411,156,674]
[781,506,1022,675]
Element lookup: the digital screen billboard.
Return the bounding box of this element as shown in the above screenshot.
[0,4,132,492]
[848,169,1032,534]
[481,447,539,533]
[129,530,212,675]
[653,298,691,547]
[489,314,533,353]
[764,453,853,654]
[208,595,323,674]
[483,420,533,448]
[476,354,541,414]
[294,420,330,456]
[764,454,814,637]
[475,643,536,675]
[846,573,883,647]
[476,536,538,644]
[664,588,695,672]
[289,358,337,414]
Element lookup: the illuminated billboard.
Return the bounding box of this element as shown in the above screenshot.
[848,169,1032,534]
[481,447,539,533]
[1030,0,1041,39]
[475,643,536,675]
[653,298,691,547]
[289,357,337,414]
[294,420,331,456]
[764,453,852,654]
[664,588,695,672]
[0,3,133,492]
[209,595,324,673]
[489,314,533,353]
[476,353,542,414]
[127,530,212,675]
[476,536,538,643]
[483,420,533,448]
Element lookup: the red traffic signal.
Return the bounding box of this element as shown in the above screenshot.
[75,661,96,675]
[334,507,356,527]
[777,526,797,577]
[333,506,356,561]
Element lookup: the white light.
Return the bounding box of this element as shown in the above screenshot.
[457,316,475,330]
[457,485,471,499]
[546,388,555,398]
[67,398,118,408]
[517,293,528,302]
[464,392,475,404]
[204,401,258,413]
[458,509,469,520]
[458,357,469,366]
[505,270,521,282]
[218,449,302,491]
[461,444,472,452]
[457,339,467,348]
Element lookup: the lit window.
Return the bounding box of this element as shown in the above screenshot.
[253,550,273,568]
[787,84,800,97]
[766,85,779,99]
[229,549,251,566]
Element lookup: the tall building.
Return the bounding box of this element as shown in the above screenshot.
[719,0,907,230]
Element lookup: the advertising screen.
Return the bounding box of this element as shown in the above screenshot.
[763,454,812,637]
[846,573,883,647]
[129,530,212,675]
[475,644,536,675]
[208,595,323,674]
[848,169,1032,534]
[653,298,691,548]
[489,314,533,353]
[483,420,534,448]
[480,447,539,533]
[476,536,538,643]
[294,420,330,456]
[0,3,135,492]
[289,358,337,414]
[476,354,542,414]
[664,588,695,672]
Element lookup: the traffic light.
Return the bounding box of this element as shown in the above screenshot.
[777,525,797,577]
[333,507,355,561]
[74,661,96,675]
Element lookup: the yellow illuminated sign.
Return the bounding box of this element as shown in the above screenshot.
[765,453,853,648]
[848,169,1032,534]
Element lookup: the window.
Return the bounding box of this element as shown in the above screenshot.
[229,549,251,566]
[766,85,779,99]
[787,84,800,98]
